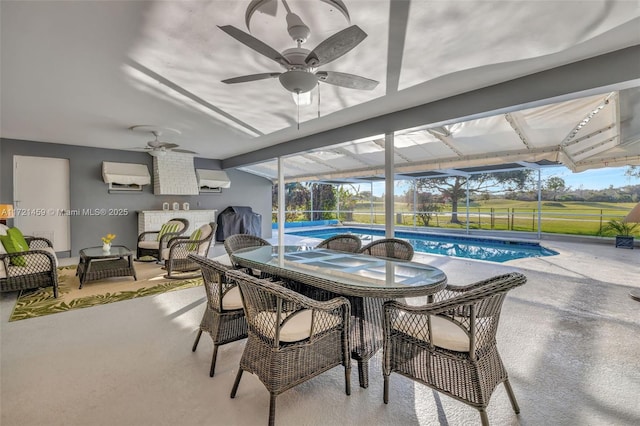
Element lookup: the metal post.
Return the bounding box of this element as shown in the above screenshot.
[465,178,470,234]
[370,181,374,225]
[413,180,417,229]
[310,184,314,221]
[277,157,285,247]
[537,169,542,239]
[336,184,340,221]
[385,133,395,238]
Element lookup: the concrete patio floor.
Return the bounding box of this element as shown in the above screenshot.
[1,236,639,425]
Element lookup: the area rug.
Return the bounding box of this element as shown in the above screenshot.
[9,262,203,322]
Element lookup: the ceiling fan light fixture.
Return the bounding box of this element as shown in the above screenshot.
[148,149,167,157]
[279,70,317,94]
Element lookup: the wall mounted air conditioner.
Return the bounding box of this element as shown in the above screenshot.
[196,169,231,193]
[102,162,151,192]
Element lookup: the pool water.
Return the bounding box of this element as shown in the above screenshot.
[286,227,558,263]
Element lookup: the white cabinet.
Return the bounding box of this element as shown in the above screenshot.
[137,210,217,236]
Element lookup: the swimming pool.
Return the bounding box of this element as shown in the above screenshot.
[286,227,558,263]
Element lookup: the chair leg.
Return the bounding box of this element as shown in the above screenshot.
[383,374,389,404]
[209,345,219,377]
[268,394,277,426]
[479,409,489,426]
[345,365,351,396]
[230,369,243,398]
[503,379,520,414]
[192,330,203,352]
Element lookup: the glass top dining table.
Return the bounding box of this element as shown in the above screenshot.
[230,245,448,299]
[231,245,448,389]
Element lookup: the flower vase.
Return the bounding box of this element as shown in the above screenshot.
[102,243,111,252]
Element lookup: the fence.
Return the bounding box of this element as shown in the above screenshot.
[272,207,632,237]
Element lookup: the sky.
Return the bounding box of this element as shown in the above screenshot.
[539,166,636,191]
[360,166,638,197]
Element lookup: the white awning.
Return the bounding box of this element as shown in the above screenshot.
[196,169,231,189]
[237,91,640,183]
[102,162,151,186]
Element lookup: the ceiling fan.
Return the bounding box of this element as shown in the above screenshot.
[218,2,379,97]
[130,126,197,156]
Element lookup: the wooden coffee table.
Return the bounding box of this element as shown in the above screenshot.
[77,246,137,289]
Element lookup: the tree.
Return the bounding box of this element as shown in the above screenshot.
[272,183,310,221]
[415,171,535,223]
[310,183,337,220]
[415,191,443,226]
[544,176,568,201]
[625,166,640,179]
[335,184,361,221]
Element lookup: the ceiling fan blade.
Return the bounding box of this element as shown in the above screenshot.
[172,149,198,154]
[316,71,379,90]
[222,73,281,84]
[305,25,367,67]
[157,143,179,150]
[218,25,289,66]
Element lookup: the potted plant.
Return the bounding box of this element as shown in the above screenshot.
[601,219,639,249]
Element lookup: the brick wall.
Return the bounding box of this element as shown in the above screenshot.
[153,152,199,195]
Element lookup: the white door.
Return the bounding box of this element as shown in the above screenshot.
[13,156,71,251]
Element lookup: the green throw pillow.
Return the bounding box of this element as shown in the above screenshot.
[187,228,202,251]
[157,222,180,241]
[0,228,29,266]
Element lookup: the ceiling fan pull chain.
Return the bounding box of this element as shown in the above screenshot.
[317,82,321,118]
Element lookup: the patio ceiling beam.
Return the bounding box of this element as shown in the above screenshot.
[330,147,374,167]
[426,129,464,157]
[563,124,617,147]
[223,46,640,170]
[561,93,616,146]
[373,139,412,163]
[504,112,533,149]
[280,146,561,182]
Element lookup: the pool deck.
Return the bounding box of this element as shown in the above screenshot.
[1,231,639,425]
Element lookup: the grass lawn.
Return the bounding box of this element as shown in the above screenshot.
[341,200,637,236]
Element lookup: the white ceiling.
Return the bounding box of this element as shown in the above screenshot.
[1,0,640,174]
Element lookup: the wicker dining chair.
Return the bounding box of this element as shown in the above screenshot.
[224,234,271,277]
[137,218,189,261]
[226,269,352,426]
[161,223,216,279]
[382,272,527,426]
[187,254,248,377]
[359,238,414,261]
[315,234,362,253]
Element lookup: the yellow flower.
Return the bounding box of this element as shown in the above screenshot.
[101,233,116,244]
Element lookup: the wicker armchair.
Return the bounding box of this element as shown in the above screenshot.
[0,237,59,297]
[315,234,362,252]
[224,234,271,276]
[226,269,351,426]
[187,255,248,377]
[136,218,189,261]
[382,272,527,426]
[161,223,216,279]
[359,238,414,261]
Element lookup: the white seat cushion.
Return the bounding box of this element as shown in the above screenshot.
[254,309,341,343]
[221,286,243,310]
[161,248,170,260]
[396,314,470,352]
[138,241,159,250]
[211,254,233,267]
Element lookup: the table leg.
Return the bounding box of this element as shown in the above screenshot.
[349,296,386,388]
